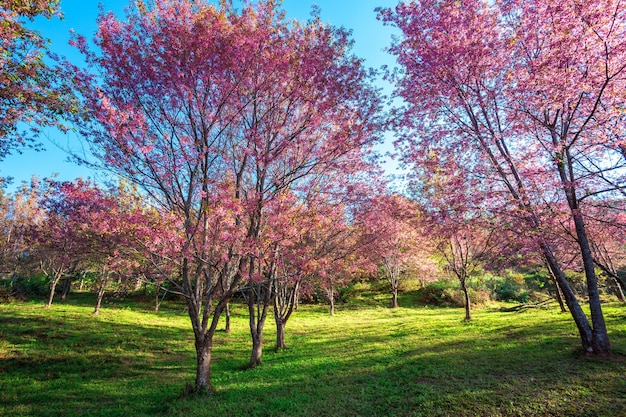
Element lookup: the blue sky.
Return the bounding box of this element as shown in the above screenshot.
[2,0,400,191]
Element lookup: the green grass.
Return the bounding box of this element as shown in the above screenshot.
[0,293,625,417]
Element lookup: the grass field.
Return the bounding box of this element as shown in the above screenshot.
[0,293,625,417]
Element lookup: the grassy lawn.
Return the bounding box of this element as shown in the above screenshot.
[0,293,625,417]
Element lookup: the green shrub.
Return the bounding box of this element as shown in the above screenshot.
[5,274,49,297]
[419,281,492,307]
[493,278,520,301]
[419,281,457,306]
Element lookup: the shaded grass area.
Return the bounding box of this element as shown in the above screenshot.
[0,294,625,417]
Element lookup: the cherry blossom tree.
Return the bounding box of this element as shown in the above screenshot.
[380,0,626,354]
[68,0,382,391]
[26,180,91,308]
[0,178,45,280]
[0,0,75,158]
[382,0,626,354]
[358,194,427,308]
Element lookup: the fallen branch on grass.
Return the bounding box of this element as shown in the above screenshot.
[499,298,556,312]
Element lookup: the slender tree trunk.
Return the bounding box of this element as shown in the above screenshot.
[613,277,626,303]
[546,262,567,313]
[391,287,399,309]
[554,279,567,313]
[593,260,626,302]
[274,279,299,351]
[60,276,72,300]
[155,284,161,312]
[328,284,335,316]
[554,145,610,354]
[275,317,286,350]
[46,278,58,308]
[460,278,471,321]
[224,303,231,333]
[188,296,231,394]
[247,279,272,369]
[46,269,63,309]
[250,332,263,368]
[541,242,595,352]
[93,270,110,315]
[572,212,610,354]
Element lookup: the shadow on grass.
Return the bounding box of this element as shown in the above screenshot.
[0,299,625,417]
[0,305,193,417]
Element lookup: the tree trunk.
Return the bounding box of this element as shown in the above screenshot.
[93,270,110,315]
[155,285,161,312]
[60,276,72,300]
[46,269,63,308]
[553,279,567,313]
[554,145,610,354]
[186,295,230,394]
[193,334,213,393]
[613,277,626,303]
[275,318,286,350]
[461,279,471,321]
[247,279,272,369]
[572,212,610,354]
[250,331,263,368]
[328,284,335,316]
[274,278,299,351]
[546,262,567,313]
[593,260,626,303]
[224,303,231,333]
[541,242,595,352]
[46,278,58,308]
[391,287,399,309]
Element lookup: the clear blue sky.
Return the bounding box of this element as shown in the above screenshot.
[2,0,400,191]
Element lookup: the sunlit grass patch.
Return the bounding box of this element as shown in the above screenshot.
[0,296,624,416]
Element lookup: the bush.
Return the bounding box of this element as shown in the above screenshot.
[489,273,533,303]
[4,274,49,297]
[419,281,458,306]
[419,280,492,307]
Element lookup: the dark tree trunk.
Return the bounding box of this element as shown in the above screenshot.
[224,303,231,333]
[613,277,626,303]
[391,287,399,309]
[460,279,471,321]
[542,242,595,352]
[553,143,610,354]
[247,278,273,369]
[572,212,610,354]
[554,279,567,313]
[274,279,299,351]
[275,317,286,350]
[593,260,626,303]
[93,271,110,315]
[250,331,263,368]
[546,262,567,313]
[60,276,72,300]
[194,335,213,393]
[186,289,230,393]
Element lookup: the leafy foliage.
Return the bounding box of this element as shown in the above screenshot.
[0,0,76,157]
